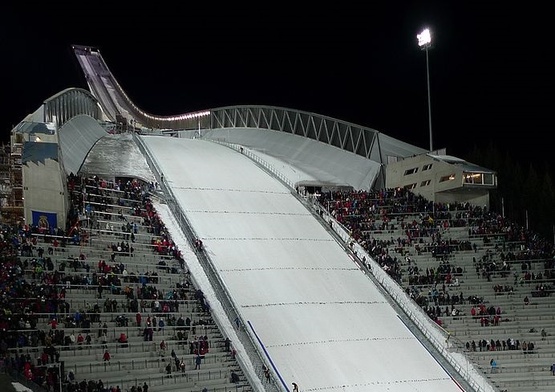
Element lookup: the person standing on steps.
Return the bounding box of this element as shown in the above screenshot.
[195,353,202,370]
[490,359,497,373]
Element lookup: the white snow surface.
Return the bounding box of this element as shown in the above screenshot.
[80,133,156,183]
[143,135,468,392]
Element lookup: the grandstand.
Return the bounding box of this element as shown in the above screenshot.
[1,44,554,392]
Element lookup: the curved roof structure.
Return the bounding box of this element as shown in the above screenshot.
[71,45,428,191]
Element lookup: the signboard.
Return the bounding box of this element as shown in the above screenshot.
[31,211,58,233]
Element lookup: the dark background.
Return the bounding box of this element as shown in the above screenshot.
[4,1,555,226]
[4,3,554,169]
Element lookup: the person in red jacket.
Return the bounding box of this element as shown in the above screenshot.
[49,318,58,329]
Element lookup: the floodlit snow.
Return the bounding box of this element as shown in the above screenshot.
[80,133,156,183]
[138,135,479,392]
[11,383,33,392]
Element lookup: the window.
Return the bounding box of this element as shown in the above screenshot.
[420,179,431,187]
[483,173,495,185]
[463,172,496,186]
[404,167,419,175]
[422,163,433,171]
[464,173,478,184]
[404,183,417,190]
[439,174,456,182]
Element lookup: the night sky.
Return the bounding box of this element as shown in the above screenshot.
[4,3,554,174]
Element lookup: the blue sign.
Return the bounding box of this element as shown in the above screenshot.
[31,211,58,232]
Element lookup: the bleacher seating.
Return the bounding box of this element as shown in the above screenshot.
[320,188,555,392]
[1,175,252,392]
[6,175,555,392]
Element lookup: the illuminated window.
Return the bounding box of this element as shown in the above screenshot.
[464,173,478,184]
[439,174,456,182]
[463,172,496,186]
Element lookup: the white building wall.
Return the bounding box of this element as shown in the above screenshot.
[23,158,67,229]
[385,153,491,208]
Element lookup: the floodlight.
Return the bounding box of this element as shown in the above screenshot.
[417,27,434,152]
[417,28,432,48]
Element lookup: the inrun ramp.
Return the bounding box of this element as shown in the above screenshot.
[142,135,466,392]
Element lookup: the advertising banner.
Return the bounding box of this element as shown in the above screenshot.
[31,211,58,233]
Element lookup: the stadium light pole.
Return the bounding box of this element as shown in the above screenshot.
[417,28,433,152]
